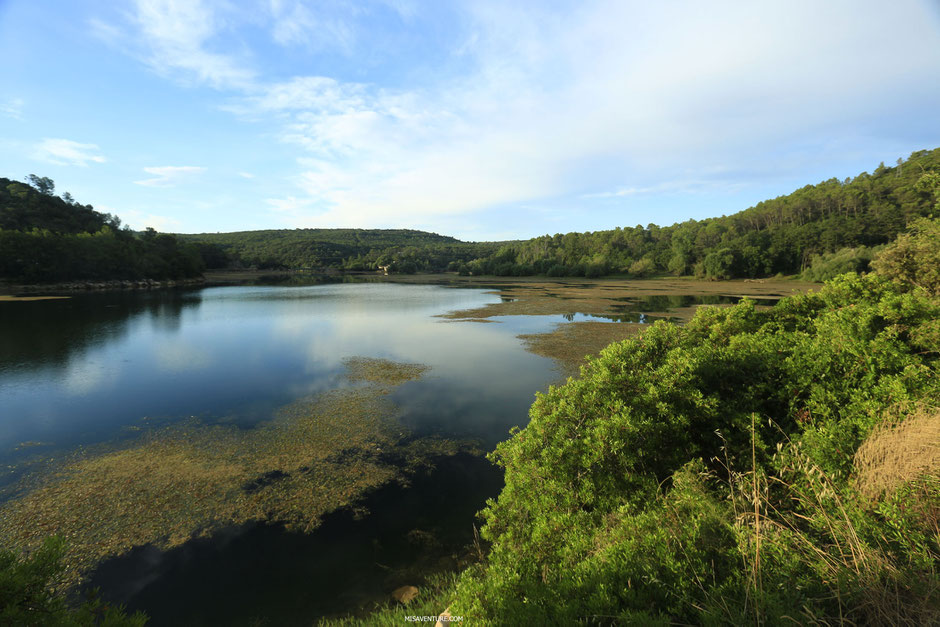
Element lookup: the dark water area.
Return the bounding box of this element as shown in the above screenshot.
[0,280,767,622]
[85,452,500,626]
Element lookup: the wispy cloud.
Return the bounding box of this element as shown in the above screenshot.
[1,97,24,120]
[134,165,206,187]
[582,179,748,200]
[32,138,106,166]
[92,0,255,89]
[268,0,356,51]
[237,171,255,179]
[90,0,940,233]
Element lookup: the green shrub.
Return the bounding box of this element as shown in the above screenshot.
[0,537,147,626]
[450,272,940,623]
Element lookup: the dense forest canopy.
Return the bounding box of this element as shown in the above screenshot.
[176,228,502,273]
[459,148,940,279]
[0,177,204,282]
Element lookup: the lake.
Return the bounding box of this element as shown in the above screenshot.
[0,280,575,624]
[0,277,801,624]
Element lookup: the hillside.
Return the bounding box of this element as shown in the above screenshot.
[0,177,203,283]
[463,148,940,279]
[179,228,503,273]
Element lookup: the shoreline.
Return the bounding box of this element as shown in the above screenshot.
[1,276,206,296]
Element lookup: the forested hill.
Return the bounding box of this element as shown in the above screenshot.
[4,148,938,282]
[0,177,203,283]
[177,228,503,273]
[464,147,940,279]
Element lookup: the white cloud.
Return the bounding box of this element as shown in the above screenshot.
[32,138,106,166]
[1,97,24,120]
[134,165,206,187]
[237,171,255,178]
[95,0,940,232]
[120,208,183,232]
[265,195,315,214]
[93,0,255,89]
[268,0,355,51]
[271,0,940,227]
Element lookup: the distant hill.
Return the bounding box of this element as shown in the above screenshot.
[179,228,502,273]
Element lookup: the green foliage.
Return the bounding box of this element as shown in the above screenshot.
[871,215,940,296]
[0,177,204,282]
[25,175,54,196]
[799,245,882,282]
[703,247,736,279]
[179,228,502,273]
[462,147,940,279]
[450,269,940,623]
[0,537,147,626]
[318,573,460,626]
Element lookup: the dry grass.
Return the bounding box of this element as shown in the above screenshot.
[854,409,940,500]
[724,426,940,626]
[518,322,645,377]
[0,359,468,588]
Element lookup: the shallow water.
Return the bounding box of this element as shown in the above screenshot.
[0,282,565,622]
[0,284,554,467]
[0,280,774,622]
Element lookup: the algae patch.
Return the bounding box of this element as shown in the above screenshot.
[342,357,428,386]
[519,321,646,377]
[439,277,811,321]
[0,359,468,588]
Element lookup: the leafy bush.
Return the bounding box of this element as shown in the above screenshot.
[0,537,147,626]
[872,216,940,296]
[449,271,940,623]
[800,245,882,282]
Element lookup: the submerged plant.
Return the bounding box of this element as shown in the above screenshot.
[0,358,467,589]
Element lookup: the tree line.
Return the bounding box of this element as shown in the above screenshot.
[0,177,206,283]
[177,228,502,274]
[4,147,938,283]
[459,148,940,279]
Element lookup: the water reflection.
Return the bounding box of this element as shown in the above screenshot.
[0,284,554,474]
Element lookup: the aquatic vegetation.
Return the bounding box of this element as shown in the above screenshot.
[342,357,428,387]
[0,359,466,588]
[518,321,644,376]
[0,295,71,302]
[439,277,810,321]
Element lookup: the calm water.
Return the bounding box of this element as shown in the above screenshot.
[0,284,559,464]
[0,281,767,623]
[0,282,567,623]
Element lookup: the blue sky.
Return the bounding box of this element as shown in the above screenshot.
[1,0,939,241]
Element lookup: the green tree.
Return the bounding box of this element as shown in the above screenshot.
[702,247,735,279]
[871,216,940,295]
[26,174,55,195]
